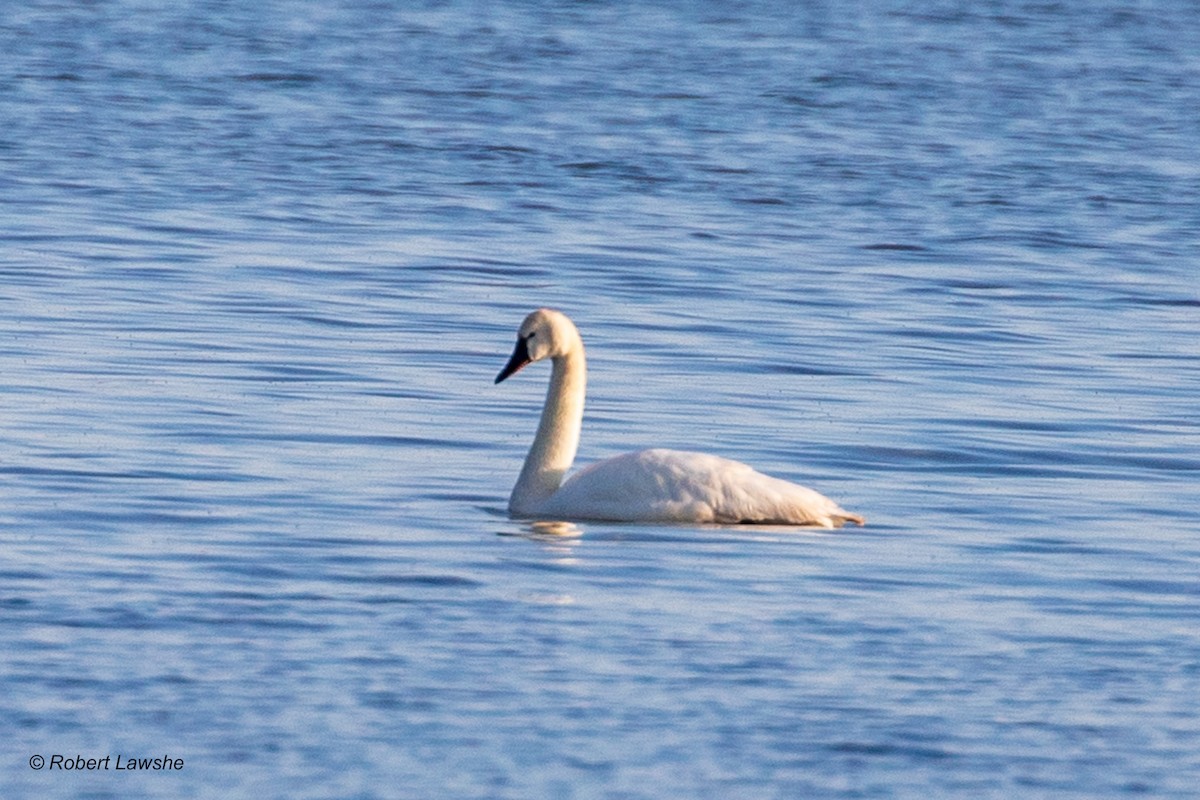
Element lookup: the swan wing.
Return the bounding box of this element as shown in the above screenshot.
[540,449,863,528]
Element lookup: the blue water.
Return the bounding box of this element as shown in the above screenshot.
[3,1,1199,797]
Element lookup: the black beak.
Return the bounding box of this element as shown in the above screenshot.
[495,336,531,384]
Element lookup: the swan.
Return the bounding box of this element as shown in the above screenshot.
[494,308,865,528]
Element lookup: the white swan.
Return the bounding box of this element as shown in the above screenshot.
[495,308,865,528]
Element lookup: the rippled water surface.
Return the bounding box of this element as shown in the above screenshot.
[3,2,1199,798]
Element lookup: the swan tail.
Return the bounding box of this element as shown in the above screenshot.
[834,511,866,527]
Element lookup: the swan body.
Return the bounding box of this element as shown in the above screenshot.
[495,309,864,528]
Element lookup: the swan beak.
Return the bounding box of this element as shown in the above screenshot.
[495,336,531,384]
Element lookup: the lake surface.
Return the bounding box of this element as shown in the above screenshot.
[3,1,1199,797]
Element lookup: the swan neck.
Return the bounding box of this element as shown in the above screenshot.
[510,347,585,513]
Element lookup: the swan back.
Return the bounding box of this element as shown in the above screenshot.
[541,449,863,527]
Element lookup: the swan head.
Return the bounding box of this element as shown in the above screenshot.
[495,308,580,384]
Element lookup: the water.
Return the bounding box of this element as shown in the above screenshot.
[3,1,1199,797]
